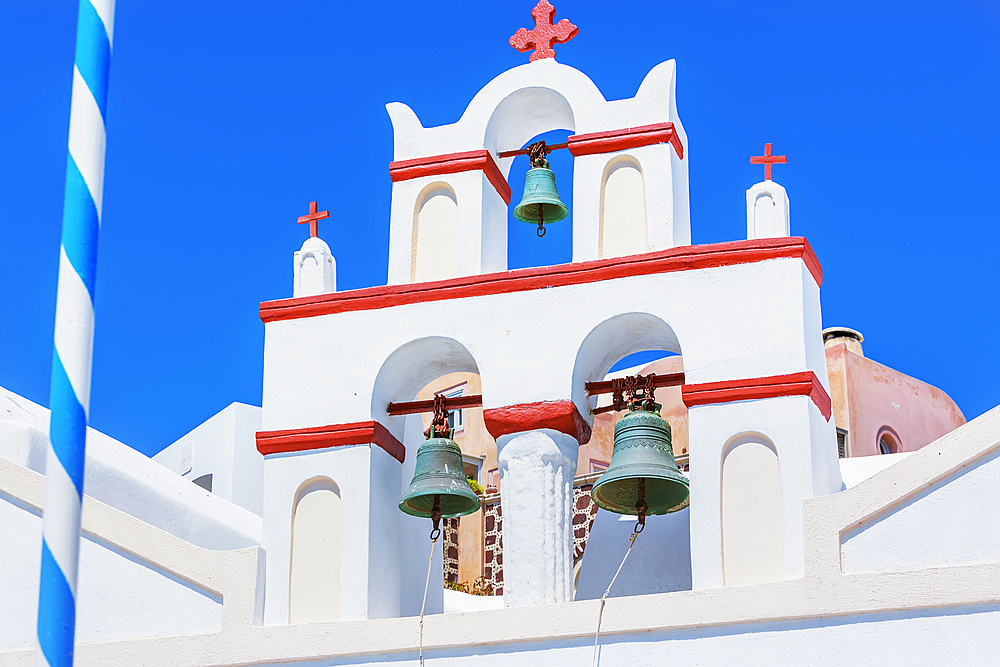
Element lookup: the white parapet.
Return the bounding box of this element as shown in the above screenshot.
[746,180,790,239]
[293,236,336,297]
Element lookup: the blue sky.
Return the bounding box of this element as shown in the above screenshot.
[1,1,997,457]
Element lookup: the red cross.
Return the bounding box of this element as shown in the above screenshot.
[509,0,578,63]
[297,201,329,238]
[750,143,787,181]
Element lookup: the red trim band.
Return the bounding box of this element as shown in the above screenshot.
[260,237,822,323]
[568,122,684,160]
[389,150,512,205]
[256,420,405,463]
[483,400,592,446]
[681,371,832,421]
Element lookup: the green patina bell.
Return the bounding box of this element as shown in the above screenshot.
[513,165,569,237]
[591,403,690,519]
[399,426,481,519]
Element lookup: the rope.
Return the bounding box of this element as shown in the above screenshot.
[592,529,641,667]
[419,533,438,666]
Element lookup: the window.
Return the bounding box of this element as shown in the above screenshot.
[193,473,213,492]
[462,454,483,485]
[440,383,467,433]
[877,428,901,455]
[487,468,500,491]
[836,428,849,458]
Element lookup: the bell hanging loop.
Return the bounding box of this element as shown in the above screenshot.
[513,140,568,236]
[591,375,690,518]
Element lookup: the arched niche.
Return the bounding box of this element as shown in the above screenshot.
[571,312,682,425]
[599,156,648,258]
[721,433,783,586]
[411,183,460,282]
[289,477,342,623]
[484,87,576,179]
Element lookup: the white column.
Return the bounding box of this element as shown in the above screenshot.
[496,429,579,606]
[293,237,336,297]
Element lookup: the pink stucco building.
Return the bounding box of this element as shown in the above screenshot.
[822,327,965,458]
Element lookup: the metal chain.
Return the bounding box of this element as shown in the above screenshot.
[526,140,551,168]
[425,394,450,439]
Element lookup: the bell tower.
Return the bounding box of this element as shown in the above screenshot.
[384,11,690,285]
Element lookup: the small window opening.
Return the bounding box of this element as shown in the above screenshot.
[193,473,213,492]
[836,428,849,458]
[877,429,900,455]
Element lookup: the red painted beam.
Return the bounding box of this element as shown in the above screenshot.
[256,421,405,463]
[682,371,831,421]
[260,237,822,323]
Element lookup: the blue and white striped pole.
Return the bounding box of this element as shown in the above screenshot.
[36,1,115,665]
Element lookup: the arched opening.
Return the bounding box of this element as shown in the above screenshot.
[599,156,648,258]
[571,313,690,588]
[411,183,460,282]
[506,129,574,270]
[289,477,342,623]
[370,337,496,611]
[721,433,783,586]
[877,426,901,455]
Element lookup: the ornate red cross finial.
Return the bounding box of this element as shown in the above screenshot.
[750,143,787,181]
[509,0,578,62]
[297,200,329,238]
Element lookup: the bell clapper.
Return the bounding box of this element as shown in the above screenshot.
[537,207,546,237]
[634,478,648,535]
[430,494,442,541]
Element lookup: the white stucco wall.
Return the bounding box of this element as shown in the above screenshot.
[0,455,263,655]
[0,494,222,651]
[575,506,691,600]
[842,447,1000,573]
[0,390,261,550]
[154,402,264,516]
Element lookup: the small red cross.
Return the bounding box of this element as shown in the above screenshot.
[750,143,787,181]
[297,201,329,238]
[509,0,578,63]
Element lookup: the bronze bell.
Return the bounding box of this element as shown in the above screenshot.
[399,424,481,520]
[512,141,569,237]
[591,403,690,520]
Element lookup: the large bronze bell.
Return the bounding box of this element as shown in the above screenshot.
[591,403,690,519]
[399,425,481,520]
[512,141,569,237]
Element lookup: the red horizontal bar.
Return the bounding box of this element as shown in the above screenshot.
[260,237,822,323]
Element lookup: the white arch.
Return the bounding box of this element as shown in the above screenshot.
[571,312,682,424]
[370,335,481,442]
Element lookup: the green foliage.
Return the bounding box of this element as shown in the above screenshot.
[445,577,495,596]
[467,476,484,495]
